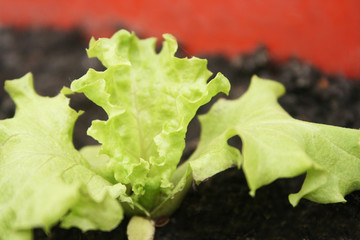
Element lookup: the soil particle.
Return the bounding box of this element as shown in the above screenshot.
[1,27,360,240]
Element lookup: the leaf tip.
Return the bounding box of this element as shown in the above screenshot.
[249,189,256,197]
[288,194,300,207]
[213,72,231,95]
[4,72,37,101]
[161,33,178,56]
[60,86,74,96]
[250,74,286,97]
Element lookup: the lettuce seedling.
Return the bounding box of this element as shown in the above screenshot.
[1,30,360,240]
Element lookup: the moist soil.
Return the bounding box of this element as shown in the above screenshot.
[1,27,360,240]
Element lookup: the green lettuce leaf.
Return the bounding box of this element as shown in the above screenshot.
[0,74,125,240]
[70,30,230,209]
[189,75,360,206]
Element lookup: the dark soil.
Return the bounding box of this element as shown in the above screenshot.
[1,27,360,240]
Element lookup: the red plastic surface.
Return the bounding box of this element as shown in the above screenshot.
[0,0,359,78]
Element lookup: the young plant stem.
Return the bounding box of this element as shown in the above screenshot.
[127,216,155,240]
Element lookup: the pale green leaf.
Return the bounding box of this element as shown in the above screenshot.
[190,75,360,205]
[71,30,230,209]
[0,74,124,240]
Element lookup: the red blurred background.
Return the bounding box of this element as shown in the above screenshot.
[0,0,359,78]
